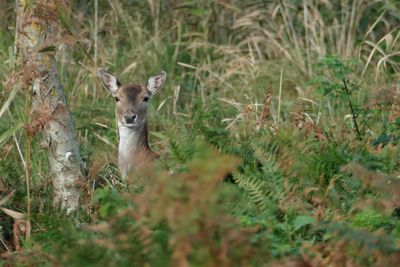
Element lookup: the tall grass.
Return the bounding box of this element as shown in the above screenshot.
[233,0,400,78]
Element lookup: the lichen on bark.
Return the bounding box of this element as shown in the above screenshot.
[17,0,84,213]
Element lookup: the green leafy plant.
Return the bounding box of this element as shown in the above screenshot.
[312,56,362,139]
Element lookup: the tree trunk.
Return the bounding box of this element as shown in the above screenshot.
[16,0,84,213]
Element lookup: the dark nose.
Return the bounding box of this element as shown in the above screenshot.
[124,113,137,124]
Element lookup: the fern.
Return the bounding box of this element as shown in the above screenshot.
[233,172,266,207]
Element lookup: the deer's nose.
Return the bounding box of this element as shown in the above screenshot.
[124,113,137,124]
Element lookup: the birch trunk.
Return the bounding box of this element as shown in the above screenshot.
[16,0,84,212]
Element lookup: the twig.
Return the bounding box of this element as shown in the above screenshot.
[0,238,10,251]
[342,78,362,140]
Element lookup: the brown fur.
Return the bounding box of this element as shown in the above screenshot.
[98,68,166,177]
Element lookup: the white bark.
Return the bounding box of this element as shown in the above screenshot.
[17,0,84,213]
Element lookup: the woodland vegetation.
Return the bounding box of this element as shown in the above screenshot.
[1,0,400,266]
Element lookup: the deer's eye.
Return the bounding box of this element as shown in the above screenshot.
[143,96,150,103]
[114,97,120,102]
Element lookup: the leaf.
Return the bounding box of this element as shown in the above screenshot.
[293,215,314,231]
[1,207,25,220]
[0,87,19,118]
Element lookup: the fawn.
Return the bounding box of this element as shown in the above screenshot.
[98,68,167,177]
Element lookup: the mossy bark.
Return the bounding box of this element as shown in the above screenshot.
[16,0,84,213]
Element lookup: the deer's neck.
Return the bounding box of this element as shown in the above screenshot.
[118,121,150,177]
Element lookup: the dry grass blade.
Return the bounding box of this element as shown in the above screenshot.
[376,51,400,79]
[173,85,180,115]
[177,62,197,70]
[93,132,116,149]
[0,190,16,206]
[0,87,19,119]
[277,66,283,124]
[121,62,137,75]
[1,207,25,220]
[218,97,243,111]
[0,122,24,148]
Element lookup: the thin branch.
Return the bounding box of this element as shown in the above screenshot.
[342,78,362,140]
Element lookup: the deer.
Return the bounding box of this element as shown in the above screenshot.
[98,68,167,178]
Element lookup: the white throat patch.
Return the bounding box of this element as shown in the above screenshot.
[118,122,141,177]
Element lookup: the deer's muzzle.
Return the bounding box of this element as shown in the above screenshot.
[123,113,138,124]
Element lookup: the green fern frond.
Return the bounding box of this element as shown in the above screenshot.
[233,172,266,207]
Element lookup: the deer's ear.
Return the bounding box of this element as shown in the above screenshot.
[147,71,166,96]
[98,68,121,94]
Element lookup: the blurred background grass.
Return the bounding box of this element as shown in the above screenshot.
[1,0,400,266]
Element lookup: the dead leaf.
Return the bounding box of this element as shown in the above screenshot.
[1,207,25,220]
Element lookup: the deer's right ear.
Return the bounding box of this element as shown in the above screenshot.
[98,68,121,94]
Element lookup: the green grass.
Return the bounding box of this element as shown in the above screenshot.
[1,0,400,266]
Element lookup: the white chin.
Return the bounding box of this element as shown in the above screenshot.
[123,123,137,128]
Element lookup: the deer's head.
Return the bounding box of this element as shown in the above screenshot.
[98,68,166,128]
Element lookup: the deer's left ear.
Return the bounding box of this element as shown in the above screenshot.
[147,71,166,96]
